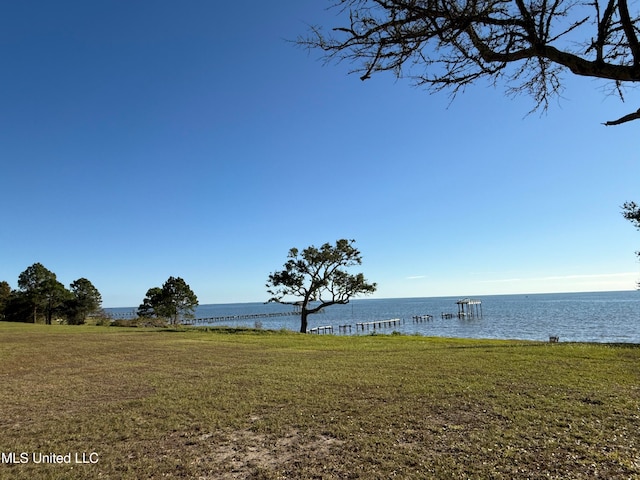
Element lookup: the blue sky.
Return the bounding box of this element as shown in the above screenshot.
[1,1,638,307]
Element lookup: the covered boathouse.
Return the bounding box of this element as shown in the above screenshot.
[456,298,482,318]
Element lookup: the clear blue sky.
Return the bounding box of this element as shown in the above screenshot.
[1,1,638,307]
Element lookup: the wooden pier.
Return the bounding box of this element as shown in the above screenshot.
[191,311,300,324]
[355,318,403,331]
[184,297,483,332]
[308,325,334,334]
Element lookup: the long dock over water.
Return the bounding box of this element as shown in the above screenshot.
[185,298,482,333]
[190,311,299,324]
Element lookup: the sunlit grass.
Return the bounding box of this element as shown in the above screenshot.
[0,322,639,478]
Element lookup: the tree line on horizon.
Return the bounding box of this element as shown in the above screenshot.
[0,240,377,333]
[0,263,102,324]
[0,264,201,327]
[2,227,634,331]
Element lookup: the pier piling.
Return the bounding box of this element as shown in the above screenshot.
[355,318,403,331]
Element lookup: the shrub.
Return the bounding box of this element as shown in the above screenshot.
[111,317,170,328]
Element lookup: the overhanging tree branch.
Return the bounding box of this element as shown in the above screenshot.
[299,0,640,124]
[617,0,640,65]
[604,107,640,125]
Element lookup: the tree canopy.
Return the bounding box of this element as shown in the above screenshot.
[267,239,377,333]
[0,281,11,321]
[17,263,68,324]
[4,263,103,324]
[68,278,103,325]
[622,201,640,287]
[137,277,199,325]
[623,201,640,229]
[300,0,640,125]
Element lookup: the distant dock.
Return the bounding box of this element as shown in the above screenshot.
[308,325,334,334]
[191,311,299,324]
[355,318,403,331]
[167,298,483,333]
[456,298,483,318]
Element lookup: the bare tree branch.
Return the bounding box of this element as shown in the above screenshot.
[617,0,640,65]
[299,0,640,124]
[603,107,640,125]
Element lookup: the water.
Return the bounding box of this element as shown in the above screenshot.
[106,290,640,343]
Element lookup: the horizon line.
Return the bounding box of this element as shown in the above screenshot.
[103,288,637,309]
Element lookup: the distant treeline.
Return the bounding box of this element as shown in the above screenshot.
[0,263,102,325]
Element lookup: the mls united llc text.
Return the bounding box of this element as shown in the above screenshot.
[1,452,99,464]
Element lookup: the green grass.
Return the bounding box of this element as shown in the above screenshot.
[0,322,639,479]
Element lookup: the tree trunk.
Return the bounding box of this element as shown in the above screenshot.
[46,298,52,324]
[300,310,309,333]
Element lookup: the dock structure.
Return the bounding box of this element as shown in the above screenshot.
[456,298,482,318]
[191,310,299,325]
[355,318,403,331]
[108,311,137,319]
[412,315,433,322]
[308,325,334,334]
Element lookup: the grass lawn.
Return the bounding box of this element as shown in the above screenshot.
[0,321,639,479]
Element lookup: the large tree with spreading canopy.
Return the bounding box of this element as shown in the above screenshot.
[67,278,103,324]
[138,276,199,325]
[299,0,640,125]
[267,239,377,333]
[17,263,68,324]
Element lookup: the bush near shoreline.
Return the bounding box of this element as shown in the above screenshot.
[0,322,639,479]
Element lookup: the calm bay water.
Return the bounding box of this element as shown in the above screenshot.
[106,290,639,343]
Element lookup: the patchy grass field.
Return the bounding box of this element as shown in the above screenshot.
[0,322,639,479]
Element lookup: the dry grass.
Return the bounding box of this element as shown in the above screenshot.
[0,322,639,479]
